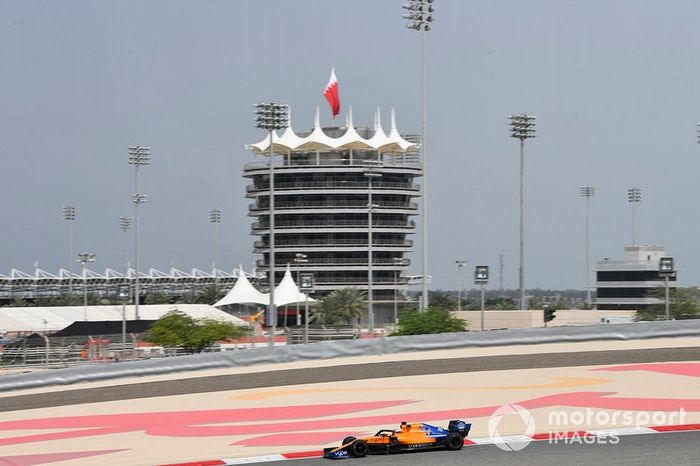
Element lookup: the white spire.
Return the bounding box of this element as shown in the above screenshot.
[314,106,321,128]
[247,107,416,153]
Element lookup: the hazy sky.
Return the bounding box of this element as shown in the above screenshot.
[2,1,700,292]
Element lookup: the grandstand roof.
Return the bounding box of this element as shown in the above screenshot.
[0,266,265,285]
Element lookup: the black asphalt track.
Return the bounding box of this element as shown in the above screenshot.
[264,430,700,466]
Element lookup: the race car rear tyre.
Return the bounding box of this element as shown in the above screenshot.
[349,439,369,457]
[445,432,464,450]
[342,436,356,446]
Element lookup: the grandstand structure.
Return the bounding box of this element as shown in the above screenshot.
[0,266,265,305]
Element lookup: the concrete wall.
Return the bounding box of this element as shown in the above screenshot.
[454,310,636,330]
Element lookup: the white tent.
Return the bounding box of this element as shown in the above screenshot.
[213,265,316,308]
[0,304,247,334]
[275,265,316,307]
[213,270,268,307]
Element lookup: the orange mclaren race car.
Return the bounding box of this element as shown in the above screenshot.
[323,420,471,459]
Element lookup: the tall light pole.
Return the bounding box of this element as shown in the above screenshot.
[509,113,536,311]
[293,253,308,327]
[475,266,489,331]
[364,162,382,333]
[659,257,675,321]
[77,252,95,321]
[128,145,150,320]
[455,259,466,311]
[119,216,132,274]
[208,209,221,285]
[392,257,408,323]
[580,186,596,308]
[403,0,434,310]
[62,206,76,295]
[117,284,130,359]
[627,187,642,245]
[255,102,289,347]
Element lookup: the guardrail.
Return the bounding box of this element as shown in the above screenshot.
[1,320,698,392]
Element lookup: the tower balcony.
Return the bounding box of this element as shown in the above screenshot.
[251,219,416,232]
[248,201,418,213]
[253,238,413,253]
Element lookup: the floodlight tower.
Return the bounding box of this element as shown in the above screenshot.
[128,145,150,320]
[77,252,96,321]
[119,216,132,274]
[455,259,466,311]
[508,113,536,311]
[580,186,596,308]
[208,209,221,281]
[62,205,76,293]
[403,0,434,310]
[627,187,642,245]
[254,102,289,347]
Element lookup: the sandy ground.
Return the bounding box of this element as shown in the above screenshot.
[1,336,697,398]
[0,337,696,465]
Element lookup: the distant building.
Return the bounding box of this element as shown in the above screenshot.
[245,109,421,324]
[595,245,676,311]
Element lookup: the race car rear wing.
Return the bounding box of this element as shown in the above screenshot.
[448,420,471,437]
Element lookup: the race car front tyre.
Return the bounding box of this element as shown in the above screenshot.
[349,439,369,457]
[445,432,464,450]
[342,436,356,446]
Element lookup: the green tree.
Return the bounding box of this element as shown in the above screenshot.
[311,288,366,325]
[34,293,80,307]
[430,291,458,311]
[391,306,468,336]
[145,291,174,305]
[146,309,250,353]
[194,285,225,304]
[489,297,517,310]
[8,298,29,307]
[637,287,700,321]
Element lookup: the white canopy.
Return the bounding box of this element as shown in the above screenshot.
[275,265,316,307]
[247,107,416,154]
[0,304,247,334]
[213,270,268,307]
[213,265,316,308]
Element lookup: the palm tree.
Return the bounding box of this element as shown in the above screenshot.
[144,291,174,305]
[312,288,367,326]
[194,285,225,304]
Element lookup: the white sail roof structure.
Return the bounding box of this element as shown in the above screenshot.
[247,107,416,153]
[213,268,269,307]
[213,266,316,308]
[275,265,316,307]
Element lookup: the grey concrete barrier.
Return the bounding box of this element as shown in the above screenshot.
[1,320,698,393]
